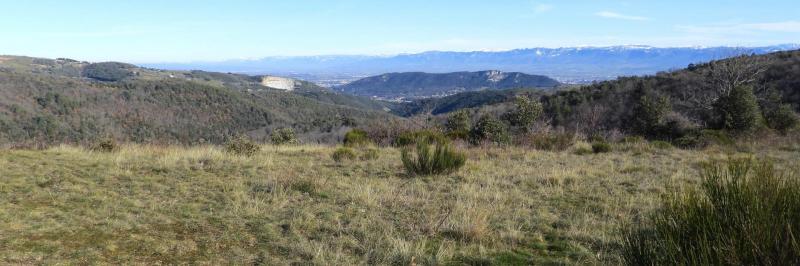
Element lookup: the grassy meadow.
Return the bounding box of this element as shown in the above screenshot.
[1,140,799,265]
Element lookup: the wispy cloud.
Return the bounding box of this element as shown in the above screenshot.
[678,21,800,34]
[533,3,554,14]
[595,11,649,21]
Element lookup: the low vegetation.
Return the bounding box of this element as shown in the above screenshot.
[623,158,800,265]
[270,128,298,145]
[331,146,357,162]
[400,141,466,176]
[1,137,797,264]
[224,136,260,156]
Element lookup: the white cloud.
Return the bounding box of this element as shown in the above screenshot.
[678,21,800,34]
[533,3,554,14]
[595,11,649,21]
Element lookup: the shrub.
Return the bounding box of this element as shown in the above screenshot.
[331,147,357,162]
[445,110,471,137]
[394,130,448,147]
[650,140,673,150]
[629,94,671,137]
[591,142,612,153]
[91,137,119,152]
[359,148,380,161]
[344,129,371,147]
[765,104,799,134]
[505,96,543,131]
[270,128,298,145]
[674,129,734,149]
[401,141,466,176]
[469,115,510,145]
[622,158,800,265]
[714,85,762,133]
[530,132,575,151]
[225,136,260,156]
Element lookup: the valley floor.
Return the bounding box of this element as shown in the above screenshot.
[0,143,798,264]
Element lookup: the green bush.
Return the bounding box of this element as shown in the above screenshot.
[394,130,448,147]
[591,142,612,153]
[530,132,575,151]
[401,141,466,176]
[623,158,800,265]
[344,129,371,147]
[90,137,119,152]
[469,115,510,145]
[674,129,734,149]
[505,96,543,131]
[629,94,671,137]
[714,85,762,133]
[270,128,298,145]
[359,148,380,161]
[445,110,471,136]
[765,104,799,134]
[224,136,260,156]
[650,140,673,150]
[331,147,357,162]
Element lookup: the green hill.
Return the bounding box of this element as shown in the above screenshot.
[0,56,396,146]
[338,70,560,99]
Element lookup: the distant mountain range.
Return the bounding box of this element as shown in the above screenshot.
[338,70,559,100]
[144,44,800,84]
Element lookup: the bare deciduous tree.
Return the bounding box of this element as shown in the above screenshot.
[688,51,771,111]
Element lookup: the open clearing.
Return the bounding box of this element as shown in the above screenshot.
[1,143,798,264]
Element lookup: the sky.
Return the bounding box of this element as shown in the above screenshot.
[1,0,799,63]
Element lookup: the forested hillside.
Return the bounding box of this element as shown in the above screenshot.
[401,50,800,146]
[338,70,559,99]
[540,50,800,136]
[0,56,395,146]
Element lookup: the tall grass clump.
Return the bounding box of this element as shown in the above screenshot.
[623,158,800,265]
[331,147,357,162]
[401,141,466,176]
[344,129,372,147]
[591,141,612,153]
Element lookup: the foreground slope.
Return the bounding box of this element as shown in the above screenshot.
[2,142,797,264]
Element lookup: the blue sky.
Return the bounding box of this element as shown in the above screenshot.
[1,0,798,62]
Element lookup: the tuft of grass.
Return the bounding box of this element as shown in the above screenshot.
[401,141,466,176]
[360,147,380,161]
[344,129,372,147]
[331,147,357,162]
[650,140,673,150]
[530,132,575,151]
[623,157,800,265]
[591,142,612,153]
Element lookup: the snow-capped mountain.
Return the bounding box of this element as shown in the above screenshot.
[145,44,800,83]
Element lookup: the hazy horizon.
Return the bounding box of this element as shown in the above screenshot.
[2,0,799,63]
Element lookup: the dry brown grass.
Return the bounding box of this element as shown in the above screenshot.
[0,141,797,264]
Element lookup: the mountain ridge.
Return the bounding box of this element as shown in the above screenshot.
[337,70,559,100]
[143,44,800,84]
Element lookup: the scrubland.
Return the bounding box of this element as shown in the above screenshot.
[1,139,798,265]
